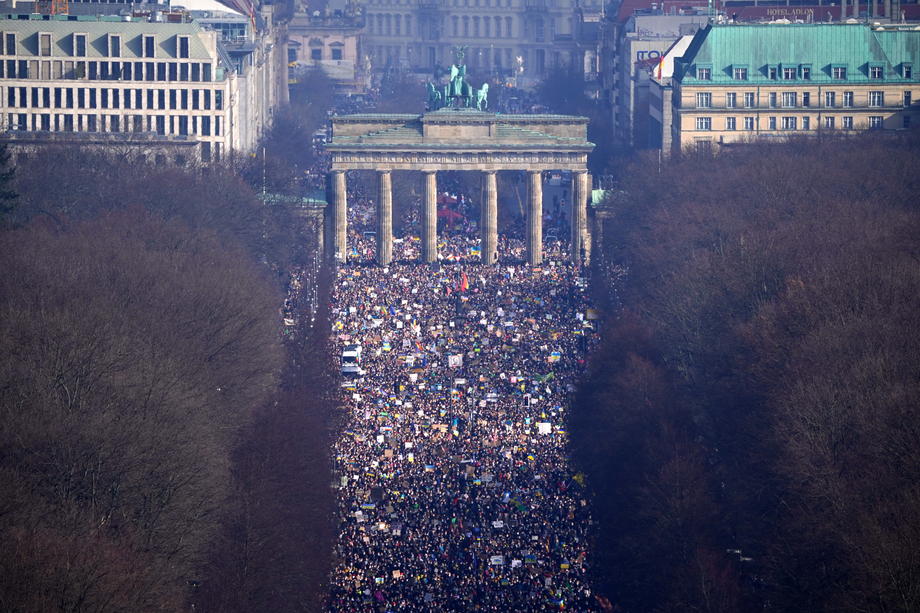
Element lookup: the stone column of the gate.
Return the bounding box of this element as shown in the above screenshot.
[422,171,438,263]
[377,170,393,265]
[571,170,589,266]
[481,170,498,265]
[526,170,543,266]
[332,170,347,263]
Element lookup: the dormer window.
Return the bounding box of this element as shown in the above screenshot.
[782,66,796,80]
[696,65,711,80]
[869,64,884,79]
[178,35,190,59]
[903,63,912,79]
[143,35,156,58]
[832,65,847,80]
[109,34,121,58]
[732,66,748,80]
[800,64,811,80]
[74,33,86,57]
[39,32,52,57]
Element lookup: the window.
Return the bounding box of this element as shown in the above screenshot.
[843,91,854,107]
[869,115,883,128]
[802,116,810,130]
[769,92,777,108]
[869,65,883,80]
[726,92,736,108]
[332,47,343,60]
[743,92,755,108]
[733,67,748,80]
[768,116,777,130]
[802,92,810,107]
[452,16,458,36]
[725,116,736,130]
[782,116,797,130]
[696,92,712,108]
[832,66,847,80]
[178,36,189,59]
[744,117,754,131]
[5,33,15,56]
[768,66,778,80]
[904,64,913,79]
[824,116,835,129]
[143,35,155,58]
[39,33,52,57]
[696,67,711,80]
[782,92,797,107]
[696,117,712,130]
[783,67,796,80]
[869,91,884,107]
[311,48,322,60]
[74,33,86,57]
[843,116,853,129]
[905,91,912,107]
[110,35,121,58]
[825,91,836,107]
[800,65,811,80]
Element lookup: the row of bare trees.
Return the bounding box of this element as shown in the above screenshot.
[572,133,920,612]
[0,148,336,611]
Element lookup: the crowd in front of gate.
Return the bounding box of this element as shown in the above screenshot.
[325,176,603,611]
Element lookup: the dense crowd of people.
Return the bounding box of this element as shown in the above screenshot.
[326,176,602,611]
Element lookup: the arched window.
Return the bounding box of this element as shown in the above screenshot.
[405,15,412,35]
[473,16,480,37]
[452,15,459,37]
[462,16,469,37]
[395,14,402,35]
[494,16,501,37]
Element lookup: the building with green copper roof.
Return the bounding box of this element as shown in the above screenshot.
[661,22,920,154]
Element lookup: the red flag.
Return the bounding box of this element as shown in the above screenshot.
[460,272,469,292]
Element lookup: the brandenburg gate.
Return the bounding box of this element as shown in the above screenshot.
[325,107,595,266]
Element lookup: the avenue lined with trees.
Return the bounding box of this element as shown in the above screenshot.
[0,63,918,611]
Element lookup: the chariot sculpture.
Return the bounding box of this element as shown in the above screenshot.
[426,46,489,111]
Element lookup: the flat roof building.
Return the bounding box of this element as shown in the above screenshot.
[0,13,285,160]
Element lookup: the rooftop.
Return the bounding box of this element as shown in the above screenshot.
[676,22,920,84]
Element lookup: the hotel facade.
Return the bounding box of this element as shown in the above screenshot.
[668,23,920,154]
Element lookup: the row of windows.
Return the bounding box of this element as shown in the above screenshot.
[5,112,221,136]
[451,15,516,38]
[2,31,195,60]
[3,85,224,111]
[0,59,213,82]
[694,90,914,109]
[697,63,913,82]
[367,13,518,38]
[694,115,908,130]
[308,47,344,61]
[368,0,518,7]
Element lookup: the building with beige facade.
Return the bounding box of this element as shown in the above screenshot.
[358,0,603,85]
[667,22,920,154]
[0,12,286,160]
[288,5,368,93]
